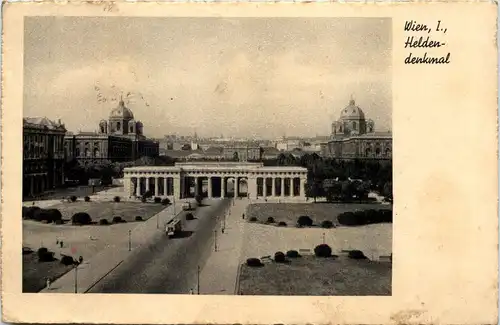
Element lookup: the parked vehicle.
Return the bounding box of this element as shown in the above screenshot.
[165,218,182,238]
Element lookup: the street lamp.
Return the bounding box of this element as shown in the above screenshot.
[197,265,200,294]
[128,230,132,251]
[214,229,218,252]
[322,232,326,244]
[74,256,83,294]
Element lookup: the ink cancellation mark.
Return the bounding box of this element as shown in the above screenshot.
[403,20,451,65]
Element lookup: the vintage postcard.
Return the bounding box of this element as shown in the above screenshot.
[1,1,498,324]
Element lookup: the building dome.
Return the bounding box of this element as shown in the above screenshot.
[339,99,365,120]
[109,99,134,120]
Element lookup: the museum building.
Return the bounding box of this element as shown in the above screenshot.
[64,99,159,165]
[321,99,392,160]
[23,117,67,199]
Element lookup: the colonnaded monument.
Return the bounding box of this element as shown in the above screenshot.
[123,162,308,201]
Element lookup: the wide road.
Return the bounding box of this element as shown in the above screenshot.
[87,199,231,294]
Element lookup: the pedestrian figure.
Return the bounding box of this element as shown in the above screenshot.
[56,239,59,245]
[46,278,51,290]
[222,228,225,234]
[60,241,63,248]
[32,201,35,206]
[242,213,245,220]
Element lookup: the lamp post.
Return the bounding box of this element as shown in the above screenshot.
[322,232,326,244]
[214,229,218,252]
[156,213,159,229]
[128,230,132,251]
[197,265,200,294]
[74,263,79,293]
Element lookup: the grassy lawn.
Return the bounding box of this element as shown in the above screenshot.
[247,203,392,226]
[238,255,391,296]
[23,250,74,293]
[48,201,167,224]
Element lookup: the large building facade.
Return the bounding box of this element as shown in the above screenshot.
[322,99,392,160]
[64,99,159,165]
[23,117,66,199]
[123,162,307,201]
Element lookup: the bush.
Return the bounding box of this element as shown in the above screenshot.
[249,216,258,222]
[274,251,286,263]
[246,258,263,267]
[71,212,92,225]
[277,221,287,227]
[135,216,143,221]
[337,211,358,226]
[32,208,62,223]
[286,250,301,258]
[266,217,275,224]
[99,219,109,225]
[321,220,334,229]
[161,198,171,205]
[37,247,54,262]
[297,215,313,227]
[186,213,194,221]
[112,216,123,224]
[348,250,368,260]
[314,244,332,258]
[70,195,77,202]
[23,206,41,219]
[337,209,393,226]
[60,255,75,266]
[113,196,121,203]
[154,197,162,203]
[84,196,91,202]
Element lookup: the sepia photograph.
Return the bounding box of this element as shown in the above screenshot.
[3,2,497,324]
[22,16,393,295]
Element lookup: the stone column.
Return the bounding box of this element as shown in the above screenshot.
[221,178,226,198]
[235,178,239,197]
[136,177,141,196]
[154,177,159,197]
[145,177,150,194]
[163,177,168,196]
[173,175,181,200]
[207,177,212,198]
[281,177,285,197]
[194,177,199,196]
[300,177,306,199]
[272,177,276,197]
[263,178,267,198]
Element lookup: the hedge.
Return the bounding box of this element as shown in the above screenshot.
[161,198,171,205]
[266,217,275,224]
[321,220,334,229]
[113,196,121,203]
[246,258,263,267]
[72,212,92,225]
[99,219,109,225]
[84,196,91,202]
[314,244,332,258]
[70,195,77,202]
[60,255,75,266]
[186,213,194,221]
[29,208,62,223]
[277,221,287,227]
[112,216,123,224]
[154,197,162,203]
[37,247,55,262]
[286,250,301,258]
[297,215,313,227]
[135,216,143,221]
[249,217,258,222]
[274,251,286,263]
[337,209,393,226]
[348,250,368,260]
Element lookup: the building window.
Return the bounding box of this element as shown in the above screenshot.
[353,121,357,130]
[117,122,121,131]
[85,148,91,157]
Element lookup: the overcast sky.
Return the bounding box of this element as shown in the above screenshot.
[24,17,392,139]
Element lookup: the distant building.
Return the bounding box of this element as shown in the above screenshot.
[65,99,159,165]
[323,99,392,160]
[23,117,66,199]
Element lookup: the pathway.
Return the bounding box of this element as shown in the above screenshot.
[40,200,186,293]
[197,198,249,295]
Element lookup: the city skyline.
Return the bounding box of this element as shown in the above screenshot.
[24,17,392,138]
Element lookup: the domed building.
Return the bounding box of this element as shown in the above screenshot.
[322,98,392,160]
[64,98,159,165]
